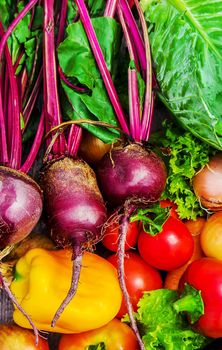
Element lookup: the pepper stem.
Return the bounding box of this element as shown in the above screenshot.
[173,283,204,324]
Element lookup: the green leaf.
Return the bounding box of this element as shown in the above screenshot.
[173,284,204,324]
[31,5,43,30]
[150,120,215,220]
[142,0,222,150]
[131,203,170,235]
[61,82,119,143]
[87,0,106,17]
[13,1,31,44]
[0,0,15,28]
[135,289,210,349]
[58,17,122,143]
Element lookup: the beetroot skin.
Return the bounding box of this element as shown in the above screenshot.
[0,167,43,249]
[96,144,167,206]
[41,157,107,247]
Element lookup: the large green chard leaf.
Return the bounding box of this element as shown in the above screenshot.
[58,18,122,143]
[142,0,222,150]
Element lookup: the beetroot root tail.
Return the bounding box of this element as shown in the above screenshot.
[0,271,39,345]
[117,208,146,350]
[51,246,83,328]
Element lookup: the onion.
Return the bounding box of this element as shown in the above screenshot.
[79,130,112,165]
[193,153,222,211]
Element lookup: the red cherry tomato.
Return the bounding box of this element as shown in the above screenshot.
[138,216,194,271]
[107,252,162,318]
[102,220,140,252]
[160,199,179,219]
[179,257,222,338]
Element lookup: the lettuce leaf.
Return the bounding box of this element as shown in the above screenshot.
[134,289,210,350]
[142,0,222,150]
[150,121,215,219]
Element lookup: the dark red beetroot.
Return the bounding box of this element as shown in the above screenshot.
[0,167,43,249]
[40,157,107,326]
[41,157,107,248]
[97,144,167,206]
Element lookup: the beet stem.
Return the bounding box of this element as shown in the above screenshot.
[19,109,44,173]
[104,0,118,17]
[43,0,67,155]
[51,246,83,328]
[119,0,146,77]
[135,0,153,141]
[58,65,87,92]
[0,0,39,165]
[75,0,130,135]
[23,67,43,129]
[118,209,146,350]
[0,271,39,345]
[117,5,141,142]
[56,0,68,45]
[68,125,83,157]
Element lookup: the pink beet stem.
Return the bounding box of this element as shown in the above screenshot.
[20,109,44,173]
[68,125,83,157]
[104,0,118,17]
[119,0,146,77]
[117,5,141,142]
[134,0,153,141]
[43,0,67,155]
[56,0,68,45]
[23,67,43,130]
[75,0,130,135]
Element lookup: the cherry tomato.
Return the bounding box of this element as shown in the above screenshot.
[200,212,222,259]
[138,216,194,271]
[179,257,222,338]
[58,318,139,350]
[102,220,140,252]
[0,324,49,350]
[107,252,162,318]
[160,199,179,219]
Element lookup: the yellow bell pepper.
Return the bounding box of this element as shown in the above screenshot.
[10,248,122,334]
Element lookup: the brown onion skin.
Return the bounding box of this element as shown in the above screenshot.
[0,167,43,249]
[41,157,107,247]
[193,153,222,211]
[79,130,112,165]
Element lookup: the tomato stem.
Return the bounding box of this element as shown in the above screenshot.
[173,283,204,324]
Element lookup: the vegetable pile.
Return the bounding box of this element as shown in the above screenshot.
[0,0,222,350]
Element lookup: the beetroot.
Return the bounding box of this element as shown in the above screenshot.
[40,157,107,326]
[41,157,107,248]
[0,167,42,249]
[97,144,167,207]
